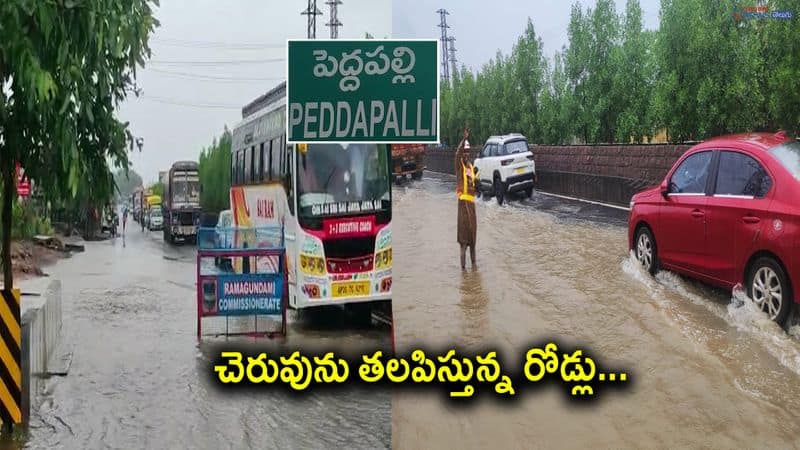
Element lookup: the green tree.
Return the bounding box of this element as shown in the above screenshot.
[114,168,144,200]
[654,0,764,141]
[763,0,800,134]
[199,128,232,214]
[511,19,547,141]
[614,0,656,143]
[0,0,158,288]
[149,181,165,199]
[565,3,592,143]
[541,50,574,144]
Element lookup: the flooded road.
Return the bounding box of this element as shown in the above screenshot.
[392,173,800,449]
[24,230,391,449]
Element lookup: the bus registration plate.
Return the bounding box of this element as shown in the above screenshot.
[332,281,370,298]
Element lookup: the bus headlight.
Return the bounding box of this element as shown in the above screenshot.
[300,255,326,275]
[375,248,393,269]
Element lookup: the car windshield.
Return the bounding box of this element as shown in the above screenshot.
[151,209,161,217]
[296,143,391,218]
[500,139,528,156]
[769,141,800,181]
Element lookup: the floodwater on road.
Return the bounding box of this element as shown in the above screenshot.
[21,229,391,449]
[392,174,800,449]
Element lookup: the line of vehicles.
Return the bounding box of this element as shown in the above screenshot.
[130,161,203,243]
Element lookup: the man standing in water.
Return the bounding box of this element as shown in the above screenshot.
[455,128,478,269]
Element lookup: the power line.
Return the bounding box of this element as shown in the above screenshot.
[138,95,242,110]
[147,68,284,83]
[148,57,285,66]
[151,38,286,50]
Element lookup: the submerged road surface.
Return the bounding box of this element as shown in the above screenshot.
[392,174,800,449]
[24,228,391,449]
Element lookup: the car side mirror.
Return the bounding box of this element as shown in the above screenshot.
[660,181,669,199]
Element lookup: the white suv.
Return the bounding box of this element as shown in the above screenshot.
[473,134,536,205]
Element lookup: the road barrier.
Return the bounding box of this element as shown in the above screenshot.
[196,227,288,338]
[424,144,692,206]
[19,280,63,427]
[0,288,21,428]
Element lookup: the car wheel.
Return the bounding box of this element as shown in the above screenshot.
[747,257,792,325]
[635,226,658,276]
[412,171,423,180]
[494,176,505,205]
[525,186,534,198]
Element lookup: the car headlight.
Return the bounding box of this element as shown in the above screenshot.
[629,200,635,210]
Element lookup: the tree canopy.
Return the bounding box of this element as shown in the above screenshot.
[114,168,144,200]
[440,0,800,146]
[0,0,158,288]
[198,128,232,214]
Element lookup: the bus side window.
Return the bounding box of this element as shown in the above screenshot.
[240,150,245,185]
[266,140,273,181]
[286,143,294,215]
[261,141,269,181]
[236,150,243,185]
[254,144,261,183]
[230,151,236,186]
[244,147,251,185]
[283,135,288,175]
[271,138,280,180]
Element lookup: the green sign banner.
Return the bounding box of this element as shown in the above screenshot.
[287,39,439,143]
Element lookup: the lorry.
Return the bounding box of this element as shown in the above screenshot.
[390,144,426,182]
[163,161,202,244]
[144,194,161,228]
[132,187,144,223]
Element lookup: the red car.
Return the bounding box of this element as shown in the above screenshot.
[629,132,800,325]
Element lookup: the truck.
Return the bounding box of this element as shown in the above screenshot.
[144,194,161,228]
[132,187,144,223]
[163,161,202,244]
[391,144,426,182]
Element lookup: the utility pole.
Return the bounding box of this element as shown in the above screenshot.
[326,0,342,39]
[436,9,451,83]
[301,0,323,39]
[447,36,458,81]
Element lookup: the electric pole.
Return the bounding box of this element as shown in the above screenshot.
[436,9,451,83]
[302,0,323,39]
[447,36,458,81]
[326,0,342,39]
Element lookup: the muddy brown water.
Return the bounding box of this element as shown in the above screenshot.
[19,230,391,449]
[392,175,800,449]
[14,176,800,449]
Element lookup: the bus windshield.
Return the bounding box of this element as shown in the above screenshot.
[297,144,391,217]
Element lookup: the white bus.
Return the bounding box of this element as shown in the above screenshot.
[230,82,393,319]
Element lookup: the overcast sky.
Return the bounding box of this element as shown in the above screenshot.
[120,1,661,184]
[393,0,660,70]
[118,0,392,184]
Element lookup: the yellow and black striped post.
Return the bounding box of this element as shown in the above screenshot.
[0,288,21,427]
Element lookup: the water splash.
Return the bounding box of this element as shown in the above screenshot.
[623,252,800,377]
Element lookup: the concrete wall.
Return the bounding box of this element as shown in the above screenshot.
[21,280,62,425]
[424,144,693,206]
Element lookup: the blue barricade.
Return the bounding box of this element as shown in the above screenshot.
[197,226,284,251]
[196,225,288,338]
